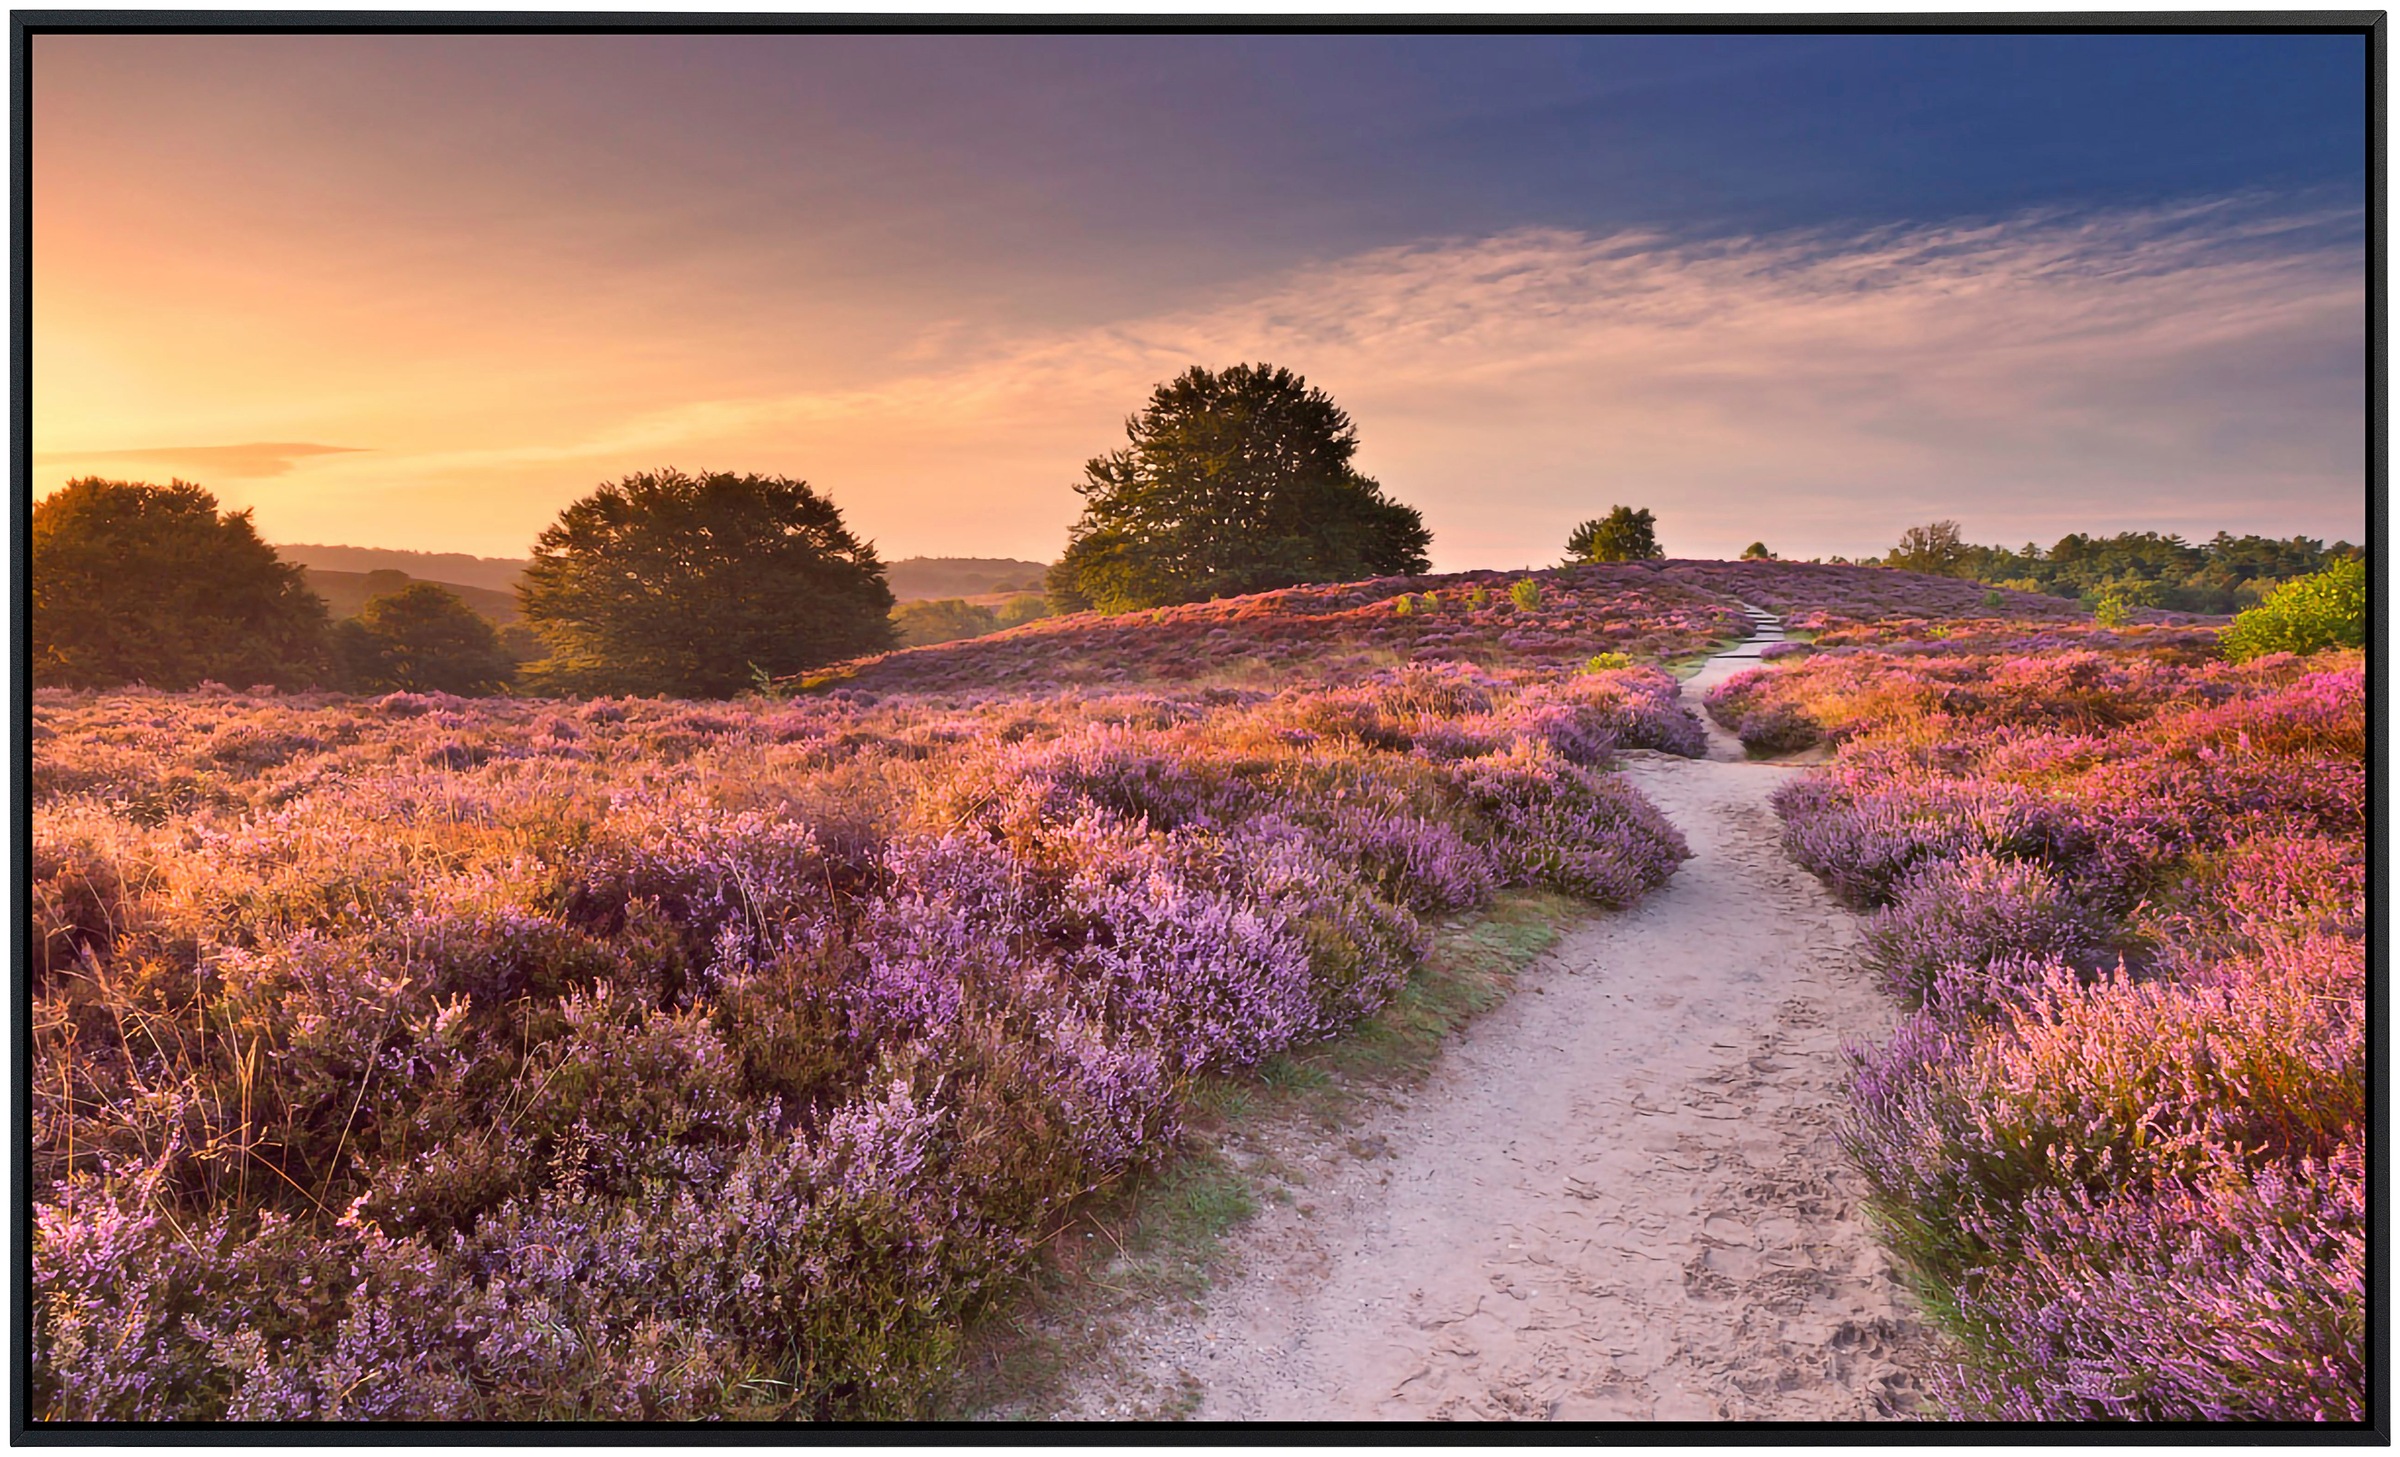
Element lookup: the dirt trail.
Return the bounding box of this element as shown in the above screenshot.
[1051,608,1933,1422]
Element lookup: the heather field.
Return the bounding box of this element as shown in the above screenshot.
[1710,637,2366,1419]
[30,635,1702,1418]
[802,562,1753,697]
[27,561,2368,1424]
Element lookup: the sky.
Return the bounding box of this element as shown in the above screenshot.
[32,31,2371,569]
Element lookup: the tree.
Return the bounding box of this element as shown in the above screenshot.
[892,598,1001,647]
[1886,520,1972,577]
[994,594,1051,629]
[1052,363,1432,612]
[1044,556,1096,615]
[334,583,516,694]
[518,469,896,698]
[1740,541,1775,561]
[32,477,330,689]
[1564,506,1663,563]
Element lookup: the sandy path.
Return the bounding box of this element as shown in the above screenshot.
[1054,610,1932,1422]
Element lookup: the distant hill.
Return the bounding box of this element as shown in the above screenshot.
[885,557,1049,602]
[276,543,529,595]
[303,568,522,624]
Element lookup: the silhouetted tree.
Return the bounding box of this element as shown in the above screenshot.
[32,477,330,689]
[518,469,895,698]
[1565,506,1663,563]
[335,583,515,694]
[1741,541,1775,561]
[1053,364,1432,611]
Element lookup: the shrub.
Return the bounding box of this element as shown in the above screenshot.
[1938,1147,2364,1421]
[1451,743,1690,904]
[1772,615,2364,1421]
[2220,559,2366,662]
[1509,579,1542,611]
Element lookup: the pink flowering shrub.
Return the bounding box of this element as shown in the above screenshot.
[30,634,1695,1421]
[1759,632,2364,1420]
[1860,853,2104,1005]
[1705,669,1826,756]
[1941,1145,2365,1422]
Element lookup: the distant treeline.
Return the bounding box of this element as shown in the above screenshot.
[1880,522,2363,615]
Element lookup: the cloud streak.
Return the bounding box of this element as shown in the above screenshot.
[108,198,2363,566]
[36,442,369,478]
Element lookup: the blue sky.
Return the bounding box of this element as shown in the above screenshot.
[36,31,2370,565]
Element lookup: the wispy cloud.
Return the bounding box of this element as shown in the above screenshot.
[35,441,369,478]
[189,198,2365,564]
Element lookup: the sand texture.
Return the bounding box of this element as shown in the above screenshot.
[1046,611,1936,1422]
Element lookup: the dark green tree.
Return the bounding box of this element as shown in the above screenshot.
[517,469,896,698]
[1740,541,1775,561]
[1564,506,1663,563]
[334,583,516,694]
[1044,557,1096,615]
[32,477,330,689]
[1053,364,1431,611]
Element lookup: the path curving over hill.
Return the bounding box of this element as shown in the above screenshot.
[1051,609,1933,1422]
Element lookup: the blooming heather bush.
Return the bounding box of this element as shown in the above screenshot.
[1452,742,1690,905]
[1846,950,2362,1406]
[1521,665,1707,758]
[1941,1147,2365,1422]
[1766,626,2364,1420]
[1861,853,2103,1005]
[1704,669,1827,756]
[30,634,1694,1421]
